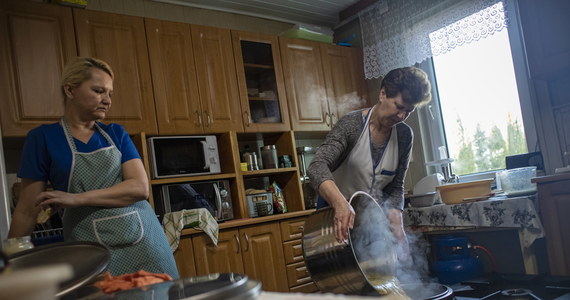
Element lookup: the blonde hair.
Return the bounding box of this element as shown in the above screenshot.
[60,57,114,102]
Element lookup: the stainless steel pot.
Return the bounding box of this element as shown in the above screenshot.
[302,191,397,295]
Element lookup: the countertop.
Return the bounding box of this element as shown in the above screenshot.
[259,292,404,299]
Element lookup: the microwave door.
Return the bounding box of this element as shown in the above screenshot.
[213,182,222,220]
[201,140,211,171]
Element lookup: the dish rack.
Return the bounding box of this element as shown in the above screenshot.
[32,228,64,246]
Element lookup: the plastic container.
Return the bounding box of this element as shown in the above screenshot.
[436,179,493,205]
[281,24,334,44]
[2,236,34,256]
[497,166,537,197]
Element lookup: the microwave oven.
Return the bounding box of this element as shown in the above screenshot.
[147,135,221,179]
[158,180,233,222]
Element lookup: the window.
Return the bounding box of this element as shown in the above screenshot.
[419,0,536,179]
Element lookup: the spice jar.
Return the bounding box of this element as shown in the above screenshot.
[260,145,279,169]
[2,236,34,256]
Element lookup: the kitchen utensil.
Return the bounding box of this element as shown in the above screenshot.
[409,192,437,207]
[497,166,537,197]
[400,283,455,300]
[302,191,397,295]
[7,241,110,297]
[297,146,317,209]
[436,179,493,205]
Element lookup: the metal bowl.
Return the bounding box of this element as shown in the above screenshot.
[7,241,110,297]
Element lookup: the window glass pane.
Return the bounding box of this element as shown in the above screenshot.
[430,22,527,175]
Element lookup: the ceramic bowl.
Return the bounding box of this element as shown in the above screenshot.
[409,192,437,207]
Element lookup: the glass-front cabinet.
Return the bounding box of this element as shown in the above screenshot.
[232,31,291,132]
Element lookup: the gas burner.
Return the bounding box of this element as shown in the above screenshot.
[499,288,539,300]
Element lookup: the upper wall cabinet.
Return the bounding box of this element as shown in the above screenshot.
[320,44,369,127]
[232,30,291,132]
[0,0,76,137]
[279,37,330,131]
[144,18,203,135]
[73,9,158,135]
[191,25,244,133]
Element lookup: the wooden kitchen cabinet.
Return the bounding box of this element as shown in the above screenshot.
[192,222,289,292]
[191,24,244,133]
[0,0,76,136]
[280,217,318,292]
[144,18,203,135]
[232,30,291,132]
[320,44,369,126]
[279,37,330,131]
[280,37,368,131]
[174,235,197,278]
[532,173,570,276]
[73,9,158,135]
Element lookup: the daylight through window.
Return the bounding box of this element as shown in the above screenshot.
[429,11,527,176]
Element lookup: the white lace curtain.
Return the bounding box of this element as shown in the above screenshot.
[358,0,509,79]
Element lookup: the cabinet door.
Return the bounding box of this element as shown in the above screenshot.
[321,44,369,126]
[0,1,76,136]
[145,18,203,135]
[192,230,244,275]
[73,9,157,134]
[240,222,288,292]
[232,30,291,132]
[173,235,197,278]
[279,37,330,131]
[191,25,243,133]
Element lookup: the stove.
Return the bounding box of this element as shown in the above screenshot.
[454,274,570,300]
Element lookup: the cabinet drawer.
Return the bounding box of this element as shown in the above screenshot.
[290,281,319,293]
[283,239,304,264]
[280,217,305,241]
[286,261,312,287]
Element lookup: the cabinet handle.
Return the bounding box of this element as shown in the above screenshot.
[325,112,330,126]
[244,111,251,127]
[204,110,212,127]
[330,113,336,127]
[194,110,202,126]
[234,234,240,254]
[243,233,249,252]
[298,225,304,232]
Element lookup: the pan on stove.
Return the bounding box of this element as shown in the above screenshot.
[7,241,110,297]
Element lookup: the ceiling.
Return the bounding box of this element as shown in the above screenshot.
[151,0,363,28]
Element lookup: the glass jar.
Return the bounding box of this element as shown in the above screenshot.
[2,236,34,256]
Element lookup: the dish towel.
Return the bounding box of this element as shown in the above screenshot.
[163,208,219,253]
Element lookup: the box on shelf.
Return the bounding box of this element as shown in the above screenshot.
[281,24,334,44]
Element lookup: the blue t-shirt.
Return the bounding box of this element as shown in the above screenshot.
[17,122,141,192]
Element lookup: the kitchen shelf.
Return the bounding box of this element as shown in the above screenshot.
[150,173,236,185]
[244,63,273,69]
[241,167,297,177]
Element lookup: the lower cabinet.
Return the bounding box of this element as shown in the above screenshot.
[172,217,319,293]
[280,217,319,293]
[190,222,289,292]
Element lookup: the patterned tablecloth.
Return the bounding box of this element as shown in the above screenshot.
[403,196,545,248]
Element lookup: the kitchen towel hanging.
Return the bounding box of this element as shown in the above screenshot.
[162,208,218,252]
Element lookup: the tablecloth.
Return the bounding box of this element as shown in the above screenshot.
[403,196,544,248]
[162,208,219,252]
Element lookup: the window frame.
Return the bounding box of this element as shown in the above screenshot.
[417,0,538,182]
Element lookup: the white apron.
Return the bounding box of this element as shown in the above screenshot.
[332,106,399,202]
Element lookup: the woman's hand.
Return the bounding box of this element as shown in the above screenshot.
[332,200,355,243]
[35,190,81,209]
[386,208,410,262]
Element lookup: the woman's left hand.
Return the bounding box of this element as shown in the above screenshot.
[35,190,81,209]
[386,209,410,262]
